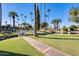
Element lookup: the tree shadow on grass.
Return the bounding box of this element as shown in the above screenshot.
[25,33,47,36]
[0,35,18,41]
[37,35,79,40]
[0,50,30,56]
[25,34,33,36]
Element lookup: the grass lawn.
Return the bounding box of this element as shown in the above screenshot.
[26,30,33,34]
[0,32,17,36]
[0,33,5,36]
[0,37,44,56]
[31,34,79,56]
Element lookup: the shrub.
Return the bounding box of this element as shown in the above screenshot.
[69,25,77,31]
[62,26,68,31]
[62,26,68,34]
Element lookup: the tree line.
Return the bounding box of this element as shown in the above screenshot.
[0,3,79,35]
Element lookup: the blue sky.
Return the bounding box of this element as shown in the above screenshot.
[2,3,79,28]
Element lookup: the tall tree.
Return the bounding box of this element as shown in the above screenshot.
[8,15,11,26]
[5,21,8,32]
[34,3,37,36]
[0,3,2,32]
[17,18,19,26]
[51,19,61,30]
[43,3,47,31]
[47,8,51,20]
[44,3,46,22]
[30,12,34,24]
[36,5,40,30]
[69,7,79,23]
[9,11,18,28]
[20,14,23,23]
[30,12,33,20]
[24,16,27,22]
[5,21,7,25]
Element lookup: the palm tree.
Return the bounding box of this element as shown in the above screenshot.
[51,19,61,30]
[24,16,27,22]
[5,21,8,32]
[5,21,7,25]
[20,14,23,17]
[47,8,51,20]
[44,3,46,22]
[8,15,12,26]
[9,11,18,28]
[17,18,19,26]
[43,3,48,31]
[20,14,23,23]
[30,12,34,24]
[0,3,2,32]
[69,7,79,23]
[30,12,33,20]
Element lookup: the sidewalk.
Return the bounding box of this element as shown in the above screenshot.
[23,37,69,56]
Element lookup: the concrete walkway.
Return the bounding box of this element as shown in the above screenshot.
[23,37,69,56]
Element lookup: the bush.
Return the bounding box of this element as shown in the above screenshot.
[62,26,68,34]
[69,25,77,31]
[62,26,68,31]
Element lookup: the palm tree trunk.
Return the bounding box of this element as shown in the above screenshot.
[18,19,19,27]
[10,16,11,26]
[13,16,15,31]
[0,3,2,32]
[13,17,15,28]
[57,23,59,30]
[54,24,56,30]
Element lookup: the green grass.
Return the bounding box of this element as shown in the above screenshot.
[0,32,17,36]
[0,33,5,36]
[26,30,33,34]
[38,34,79,39]
[31,34,79,56]
[0,37,44,56]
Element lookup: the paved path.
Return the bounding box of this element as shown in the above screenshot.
[23,37,69,56]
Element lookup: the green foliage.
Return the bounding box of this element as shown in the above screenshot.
[69,25,77,31]
[9,11,18,28]
[36,6,40,30]
[51,19,61,30]
[41,22,48,29]
[51,19,61,24]
[22,22,33,30]
[69,7,79,23]
[9,11,18,17]
[62,26,68,31]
